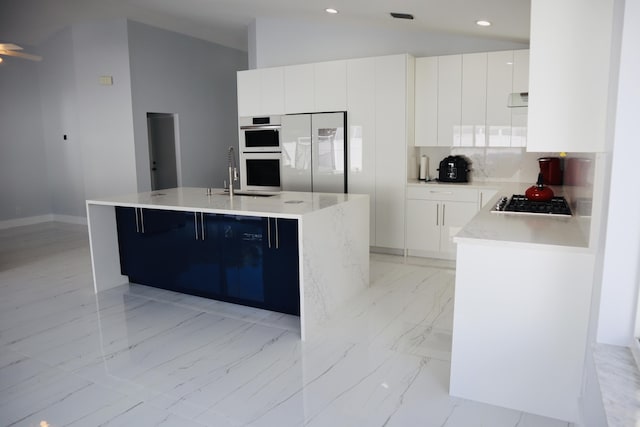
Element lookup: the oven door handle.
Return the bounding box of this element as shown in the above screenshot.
[240,124,281,130]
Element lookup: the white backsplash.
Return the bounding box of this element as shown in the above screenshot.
[412,146,596,220]
[415,147,559,184]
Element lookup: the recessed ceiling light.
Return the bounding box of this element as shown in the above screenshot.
[325,8,338,14]
[476,20,492,27]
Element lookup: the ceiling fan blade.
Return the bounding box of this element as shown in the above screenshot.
[0,43,23,51]
[0,49,42,61]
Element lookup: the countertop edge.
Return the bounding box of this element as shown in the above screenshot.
[86,199,305,220]
[86,188,369,220]
[448,182,591,250]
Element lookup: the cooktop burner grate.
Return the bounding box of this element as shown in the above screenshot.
[493,195,572,216]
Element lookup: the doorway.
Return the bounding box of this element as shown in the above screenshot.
[147,113,180,190]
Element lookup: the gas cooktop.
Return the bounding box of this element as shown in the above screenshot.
[492,195,572,216]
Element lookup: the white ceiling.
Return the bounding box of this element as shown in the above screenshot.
[0,0,531,52]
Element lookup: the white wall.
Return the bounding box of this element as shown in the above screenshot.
[72,19,138,200]
[127,21,247,192]
[250,16,529,68]
[596,0,640,346]
[0,48,50,221]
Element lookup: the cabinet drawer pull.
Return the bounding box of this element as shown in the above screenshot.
[194,212,199,240]
[201,213,205,240]
[430,190,453,195]
[267,218,271,248]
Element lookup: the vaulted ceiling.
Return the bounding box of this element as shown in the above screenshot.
[0,0,530,51]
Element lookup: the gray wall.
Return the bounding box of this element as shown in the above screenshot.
[36,19,138,218]
[251,16,529,68]
[38,27,86,217]
[72,19,138,201]
[0,49,50,221]
[127,21,247,191]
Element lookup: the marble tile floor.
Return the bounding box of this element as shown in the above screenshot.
[0,222,571,426]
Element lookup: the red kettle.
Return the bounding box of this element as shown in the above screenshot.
[525,173,555,201]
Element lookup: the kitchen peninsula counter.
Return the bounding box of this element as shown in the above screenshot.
[454,182,591,250]
[86,187,370,340]
[449,182,594,422]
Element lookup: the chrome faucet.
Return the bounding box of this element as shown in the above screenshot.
[227,146,238,197]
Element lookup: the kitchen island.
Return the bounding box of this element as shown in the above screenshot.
[86,187,370,340]
[449,184,593,423]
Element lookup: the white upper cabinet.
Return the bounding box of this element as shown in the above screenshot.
[260,67,286,116]
[237,68,284,117]
[486,50,514,147]
[414,57,438,146]
[314,60,347,112]
[283,61,347,114]
[237,70,261,117]
[437,55,462,146]
[461,52,488,147]
[284,63,314,113]
[527,0,614,152]
[511,49,529,147]
[415,49,529,148]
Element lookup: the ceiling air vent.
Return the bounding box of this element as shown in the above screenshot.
[390,12,414,20]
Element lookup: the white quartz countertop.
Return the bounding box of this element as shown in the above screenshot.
[86,187,367,220]
[453,182,591,251]
[407,179,503,189]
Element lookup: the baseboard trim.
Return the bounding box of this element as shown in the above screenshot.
[0,214,87,229]
[52,214,88,226]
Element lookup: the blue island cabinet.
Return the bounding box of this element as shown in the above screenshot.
[115,207,300,315]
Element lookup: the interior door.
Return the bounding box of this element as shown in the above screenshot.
[147,113,178,190]
[312,112,347,193]
[281,114,312,192]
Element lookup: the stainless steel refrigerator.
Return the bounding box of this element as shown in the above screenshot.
[280,112,347,193]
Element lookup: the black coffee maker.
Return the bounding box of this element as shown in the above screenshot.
[437,155,470,183]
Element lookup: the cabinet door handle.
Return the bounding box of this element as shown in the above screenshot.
[275,218,279,249]
[479,193,483,208]
[436,204,439,226]
[194,212,199,240]
[200,213,205,240]
[267,218,272,248]
[135,208,140,233]
[442,204,446,226]
[140,209,145,233]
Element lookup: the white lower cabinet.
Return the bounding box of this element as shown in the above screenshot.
[478,188,498,210]
[406,186,478,258]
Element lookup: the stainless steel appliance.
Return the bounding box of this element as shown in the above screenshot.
[239,116,281,152]
[240,152,281,192]
[492,195,572,216]
[239,115,282,192]
[280,112,347,193]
